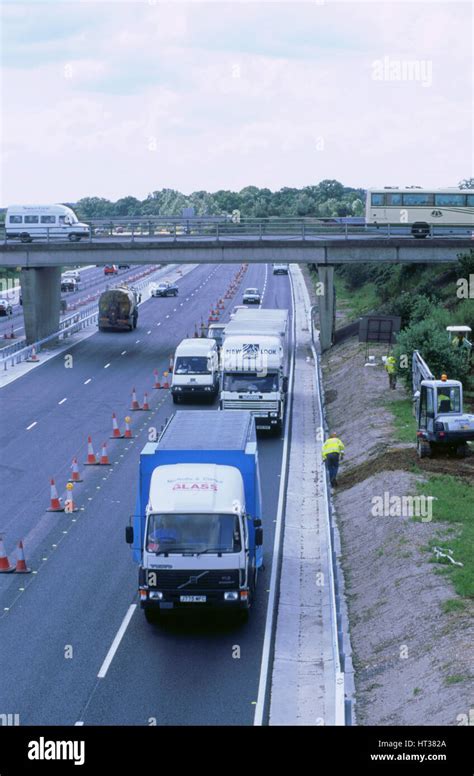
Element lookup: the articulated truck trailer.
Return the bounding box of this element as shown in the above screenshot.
[125,411,263,623]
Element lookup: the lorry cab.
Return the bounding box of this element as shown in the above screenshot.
[5,204,90,243]
[171,338,219,404]
[126,411,263,621]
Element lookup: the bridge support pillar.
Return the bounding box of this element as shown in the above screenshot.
[20,267,62,345]
[316,265,336,351]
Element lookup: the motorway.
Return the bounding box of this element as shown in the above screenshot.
[0,261,292,725]
[0,264,162,344]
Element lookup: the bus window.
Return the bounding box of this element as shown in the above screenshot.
[25,215,39,224]
[371,193,384,206]
[40,215,56,224]
[402,193,433,206]
[386,193,402,206]
[434,193,466,207]
[9,215,22,223]
[465,194,474,207]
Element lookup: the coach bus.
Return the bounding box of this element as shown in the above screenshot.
[365,187,474,237]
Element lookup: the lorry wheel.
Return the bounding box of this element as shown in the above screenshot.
[236,609,249,624]
[172,395,180,404]
[144,608,159,624]
[417,438,431,458]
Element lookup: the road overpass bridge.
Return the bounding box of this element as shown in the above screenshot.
[1,224,471,348]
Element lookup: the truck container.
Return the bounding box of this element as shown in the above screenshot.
[220,309,289,433]
[125,411,263,622]
[98,285,141,331]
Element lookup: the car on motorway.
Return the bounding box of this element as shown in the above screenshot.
[273,263,289,275]
[242,287,261,304]
[62,269,81,283]
[151,281,178,297]
[0,299,13,316]
[60,276,78,292]
[104,265,119,275]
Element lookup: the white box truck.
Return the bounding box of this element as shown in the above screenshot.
[220,310,289,433]
[171,338,220,403]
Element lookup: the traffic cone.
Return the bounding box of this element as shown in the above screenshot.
[99,442,110,465]
[162,372,170,389]
[64,482,78,513]
[153,369,161,389]
[26,346,39,363]
[47,478,65,512]
[110,413,123,439]
[0,536,14,573]
[142,393,150,411]
[69,457,83,482]
[14,541,31,573]
[124,416,133,438]
[84,436,99,465]
[130,387,141,410]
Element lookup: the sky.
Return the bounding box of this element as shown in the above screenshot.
[1,0,472,205]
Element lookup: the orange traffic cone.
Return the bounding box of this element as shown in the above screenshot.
[47,478,65,512]
[142,393,150,411]
[130,387,141,410]
[99,442,110,465]
[110,413,123,439]
[69,457,83,483]
[0,536,14,573]
[124,416,133,438]
[162,372,170,389]
[26,346,40,363]
[84,436,99,465]
[153,369,161,389]
[15,541,31,573]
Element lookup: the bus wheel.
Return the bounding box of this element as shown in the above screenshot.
[411,222,429,238]
[20,233,32,243]
[68,233,80,242]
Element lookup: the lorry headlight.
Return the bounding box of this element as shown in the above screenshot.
[224,591,239,601]
[204,386,212,391]
[270,412,278,417]
[149,591,164,600]
[174,386,182,392]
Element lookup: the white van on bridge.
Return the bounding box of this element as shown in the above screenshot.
[5,204,90,243]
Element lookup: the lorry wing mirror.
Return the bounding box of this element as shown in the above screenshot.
[255,527,263,547]
[125,526,134,544]
[282,376,288,393]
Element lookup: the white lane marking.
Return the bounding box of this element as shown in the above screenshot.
[173,308,177,312]
[135,340,140,344]
[74,721,84,726]
[254,269,295,727]
[84,378,92,385]
[165,315,169,319]
[58,398,67,405]
[98,604,137,679]
[104,363,111,369]
[147,330,151,334]
[157,322,161,326]
[180,302,184,306]
[26,421,37,430]
[121,350,127,356]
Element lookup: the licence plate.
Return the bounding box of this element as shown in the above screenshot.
[180,595,206,603]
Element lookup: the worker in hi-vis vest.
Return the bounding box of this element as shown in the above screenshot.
[385,355,397,390]
[322,433,345,487]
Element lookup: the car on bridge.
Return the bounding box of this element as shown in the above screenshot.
[104,265,119,275]
[151,281,178,297]
[242,287,261,304]
[0,299,13,316]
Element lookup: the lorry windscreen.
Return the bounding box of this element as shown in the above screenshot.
[146,513,241,554]
[223,372,278,392]
[175,356,211,375]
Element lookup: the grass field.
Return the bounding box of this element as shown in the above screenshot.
[417,474,474,598]
[385,398,415,443]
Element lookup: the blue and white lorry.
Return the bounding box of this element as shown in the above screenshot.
[125,410,263,622]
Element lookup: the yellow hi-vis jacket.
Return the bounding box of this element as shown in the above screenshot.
[322,437,345,460]
[385,356,396,374]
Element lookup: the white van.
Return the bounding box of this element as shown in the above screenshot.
[171,338,220,404]
[5,204,90,243]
